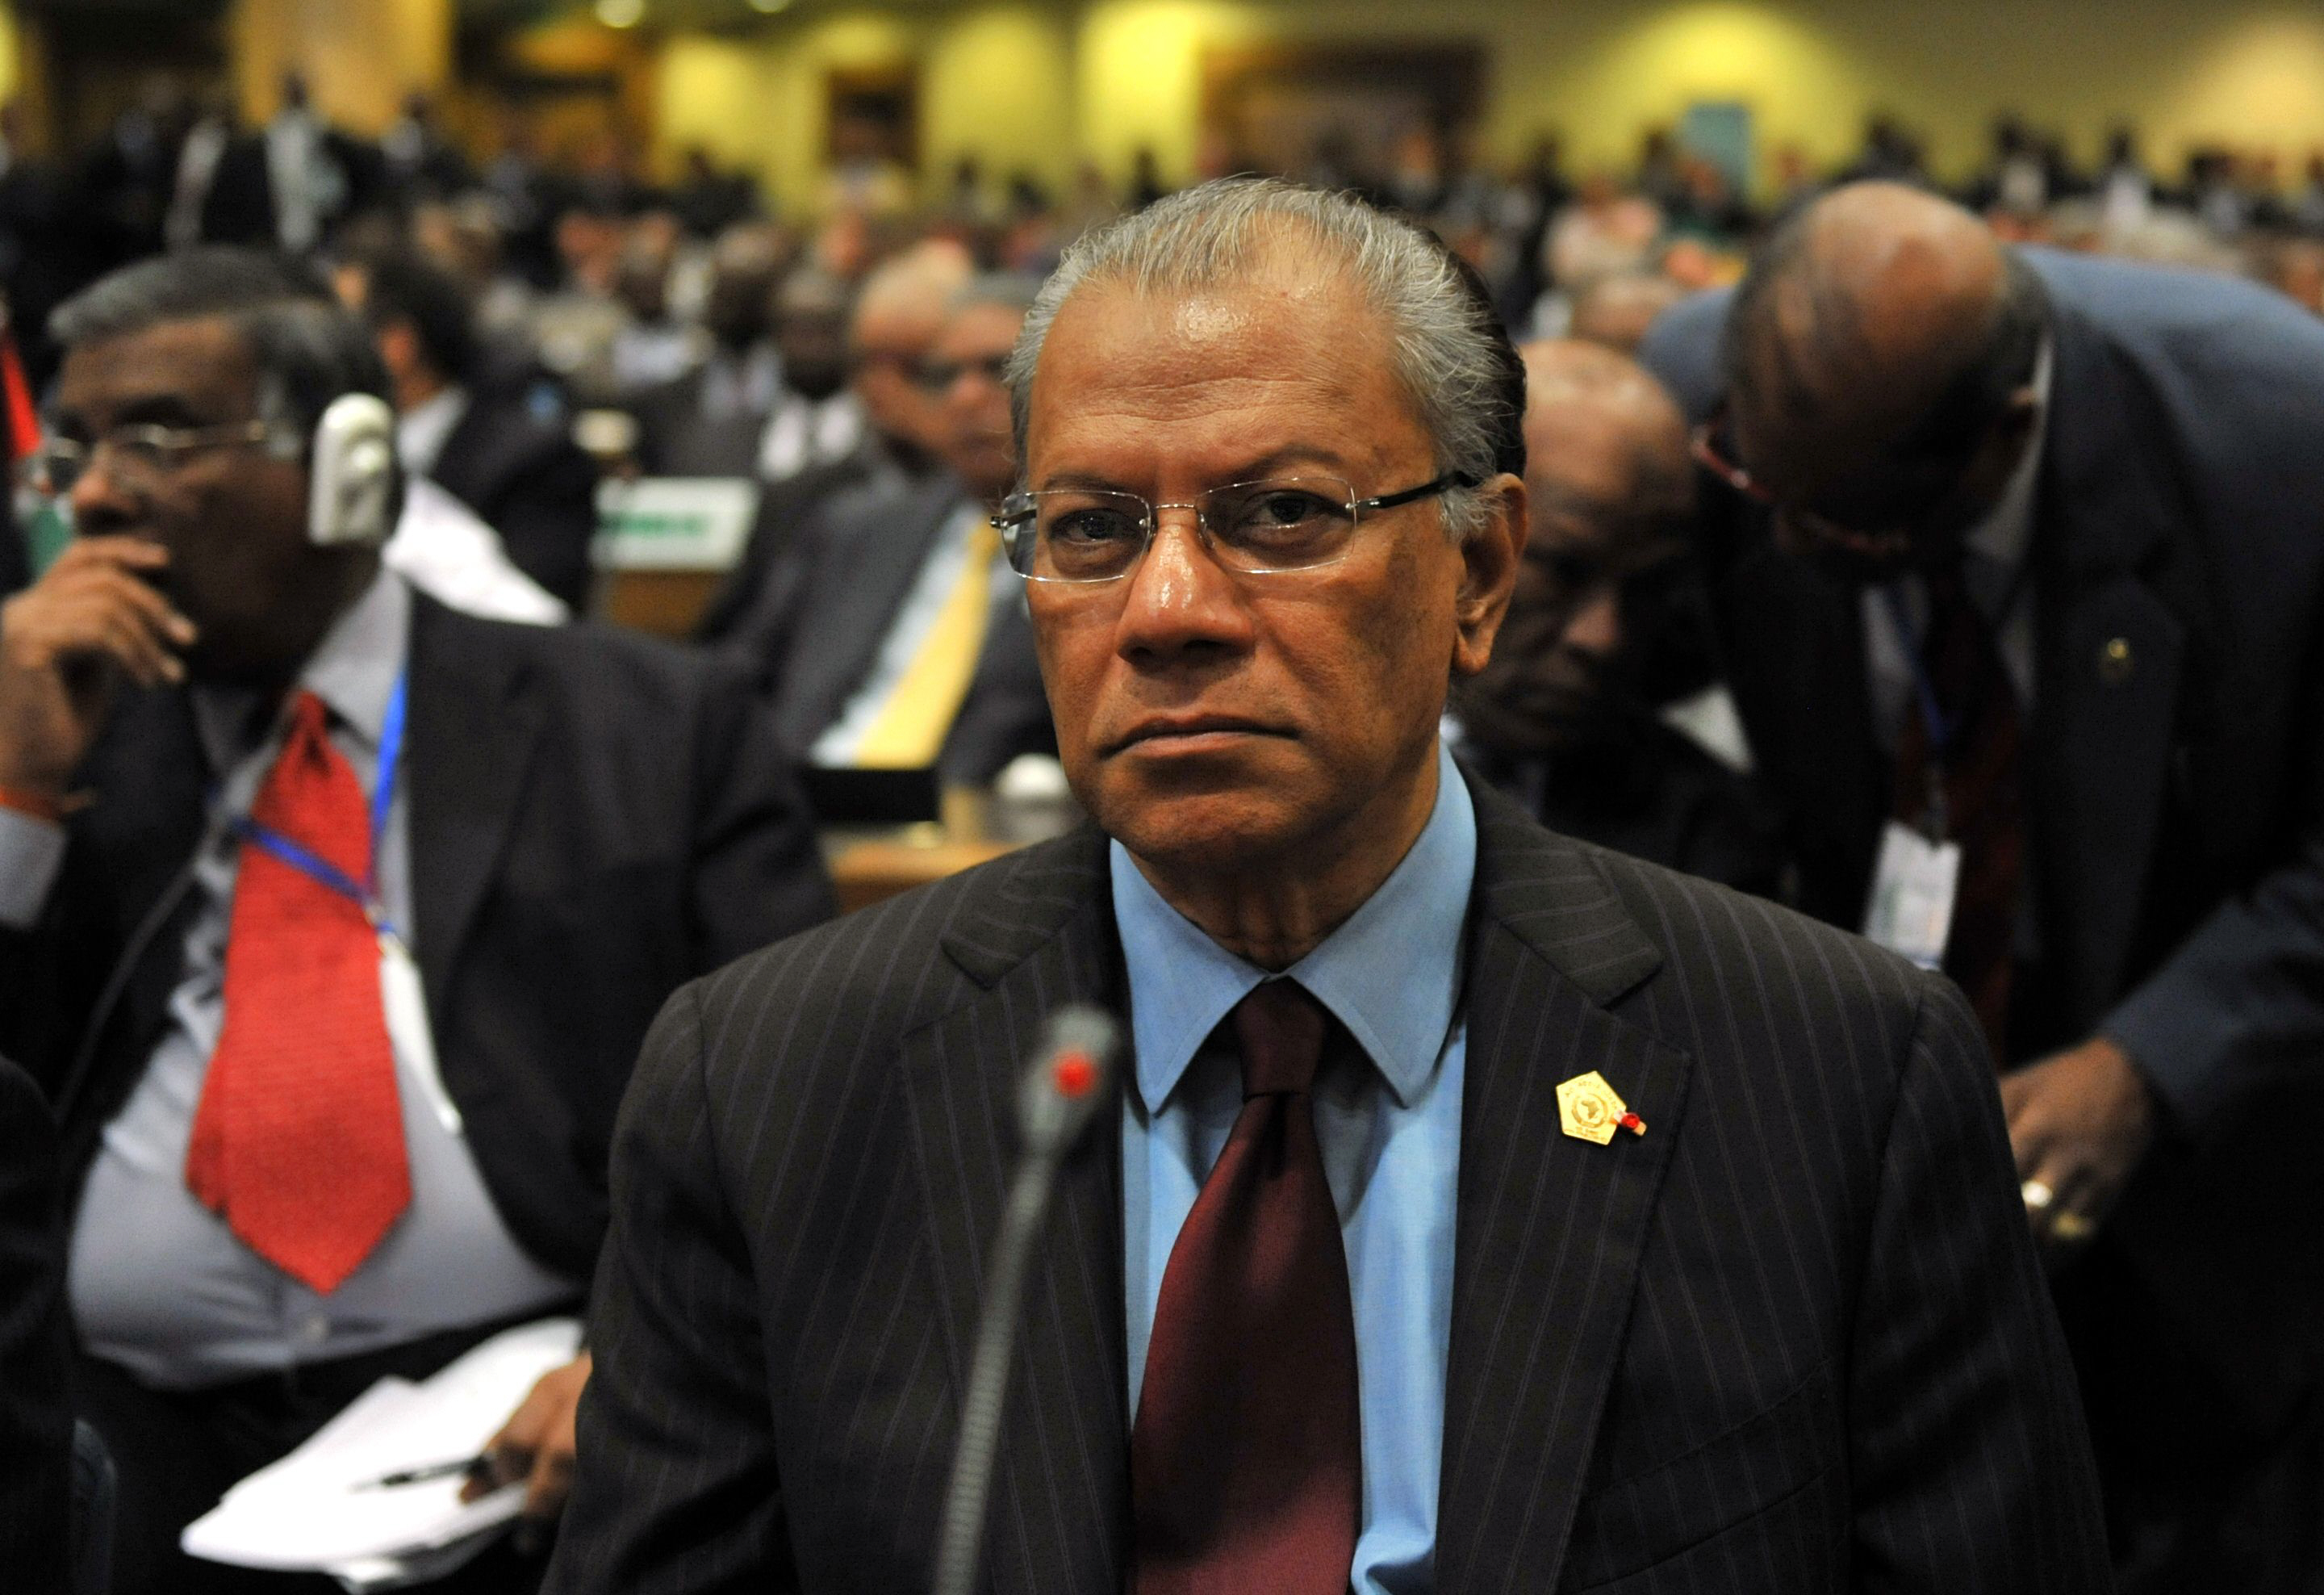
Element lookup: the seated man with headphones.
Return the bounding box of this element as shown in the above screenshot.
[0,249,837,1594]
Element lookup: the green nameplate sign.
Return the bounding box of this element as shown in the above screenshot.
[595,477,762,571]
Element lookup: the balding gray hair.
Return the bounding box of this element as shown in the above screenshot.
[1005,177,1524,539]
[53,246,393,442]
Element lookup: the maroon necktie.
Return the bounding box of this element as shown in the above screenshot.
[1131,979,1362,1595]
[1892,569,2026,1060]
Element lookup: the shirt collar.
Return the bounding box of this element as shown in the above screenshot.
[190,567,412,775]
[1961,336,2053,597]
[1110,739,1478,1114]
[395,384,468,479]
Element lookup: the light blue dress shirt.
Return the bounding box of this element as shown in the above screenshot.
[1113,740,1474,1595]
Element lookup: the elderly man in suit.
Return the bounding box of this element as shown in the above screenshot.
[1640,182,2324,1593]
[740,273,1053,789]
[549,178,2106,1595]
[693,243,971,647]
[0,249,834,1594]
[1452,338,1780,897]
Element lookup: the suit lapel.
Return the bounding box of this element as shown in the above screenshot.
[2026,287,2189,1028]
[778,476,963,750]
[1718,535,1883,923]
[1437,782,1695,1590]
[403,597,542,1012]
[901,831,1130,1594]
[52,686,209,1131]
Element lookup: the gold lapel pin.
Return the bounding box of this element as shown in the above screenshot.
[1557,1070,1646,1145]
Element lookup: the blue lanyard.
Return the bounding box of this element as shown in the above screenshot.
[1883,585,1954,759]
[232,672,408,940]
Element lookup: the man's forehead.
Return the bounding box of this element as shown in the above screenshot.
[932,301,1023,354]
[1026,273,1415,466]
[58,316,257,417]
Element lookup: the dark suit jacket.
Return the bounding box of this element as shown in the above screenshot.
[0,1054,72,1595]
[0,590,835,1283]
[627,364,773,479]
[192,136,276,249]
[1465,718,1787,900]
[737,467,1054,786]
[1640,251,2324,1457]
[548,774,2109,1594]
[696,444,901,648]
[430,393,602,615]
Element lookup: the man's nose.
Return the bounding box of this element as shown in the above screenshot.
[67,450,141,530]
[1114,513,1253,665]
[1560,588,1624,661]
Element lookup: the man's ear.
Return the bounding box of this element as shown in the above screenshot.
[375,320,422,389]
[1452,471,1526,680]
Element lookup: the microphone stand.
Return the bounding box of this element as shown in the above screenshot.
[930,1006,1119,1595]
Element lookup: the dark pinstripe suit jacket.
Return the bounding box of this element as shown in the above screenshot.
[549,774,2110,1593]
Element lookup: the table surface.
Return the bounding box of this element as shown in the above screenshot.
[820,788,1080,915]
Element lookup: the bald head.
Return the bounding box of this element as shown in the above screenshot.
[1455,341,1697,759]
[1568,271,1690,356]
[1720,181,2050,574]
[852,243,973,353]
[1521,339,1692,549]
[850,242,975,455]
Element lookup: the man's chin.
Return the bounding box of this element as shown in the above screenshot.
[1089,765,1339,889]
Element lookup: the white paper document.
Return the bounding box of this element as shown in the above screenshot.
[181,1317,582,1589]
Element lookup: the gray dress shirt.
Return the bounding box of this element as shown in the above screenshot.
[3,571,576,1389]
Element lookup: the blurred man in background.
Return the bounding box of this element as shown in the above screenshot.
[753,265,864,484]
[0,249,832,1593]
[1455,339,1779,896]
[342,249,601,613]
[1643,179,2324,1593]
[752,274,1051,787]
[695,241,970,647]
[628,225,786,479]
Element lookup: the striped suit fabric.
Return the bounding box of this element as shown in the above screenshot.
[546,772,2111,1593]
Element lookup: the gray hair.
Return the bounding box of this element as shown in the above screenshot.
[52,247,394,444]
[1005,177,1525,538]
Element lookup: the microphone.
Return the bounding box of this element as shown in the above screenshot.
[930,1004,1122,1595]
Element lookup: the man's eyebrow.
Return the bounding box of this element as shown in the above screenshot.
[58,394,214,433]
[1036,445,1353,493]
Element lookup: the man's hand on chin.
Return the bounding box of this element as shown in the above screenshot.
[2000,1035,2158,1263]
[463,1350,592,1552]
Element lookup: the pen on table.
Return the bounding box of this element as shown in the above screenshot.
[354,1455,495,1490]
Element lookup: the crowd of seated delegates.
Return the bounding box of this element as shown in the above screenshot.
[1323,111,2324,361]
[10,64,2324,1585]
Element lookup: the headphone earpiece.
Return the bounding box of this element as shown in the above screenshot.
[307,392,397,548]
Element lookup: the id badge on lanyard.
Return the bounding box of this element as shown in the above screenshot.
[232,675,463,1133]
[1861,588,1964,969]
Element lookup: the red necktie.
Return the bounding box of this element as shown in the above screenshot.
[186,691,410,1294]
[1892,570,2026,1060]
[1131,979,1362,1595]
